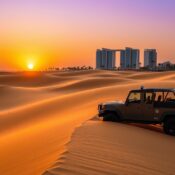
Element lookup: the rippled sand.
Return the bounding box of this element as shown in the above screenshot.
[1,70,175,175]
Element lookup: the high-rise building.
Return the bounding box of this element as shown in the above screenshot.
[132,49,140,69]
[120,47,140,69]
[96,49,102,69]
[102,49,108,69]
[96,47,140,70]
[125,47,132,69]
[144,49,157,70]
[106,50,116,69]
[96,48,116,70]
[120,50,126,69]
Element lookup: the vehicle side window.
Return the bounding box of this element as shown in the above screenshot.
[165,92,175,102]
[155,92,163,103]
[145,92,155,104]
[128,92,141,103]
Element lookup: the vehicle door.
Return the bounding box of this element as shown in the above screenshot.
[142,92,156,121]
[124,91,143,121]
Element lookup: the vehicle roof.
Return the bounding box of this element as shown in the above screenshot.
[131,88,175,93]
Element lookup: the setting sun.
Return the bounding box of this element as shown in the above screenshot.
[28,63,34,70]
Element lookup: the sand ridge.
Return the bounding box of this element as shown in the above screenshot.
[1,70,175,175]
[44,119,175,175]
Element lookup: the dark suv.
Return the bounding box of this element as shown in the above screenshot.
[98,87,175,135]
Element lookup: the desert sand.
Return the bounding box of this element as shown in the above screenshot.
[44,118,175,175]
[1,70,175,175]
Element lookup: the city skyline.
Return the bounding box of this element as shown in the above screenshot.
[0,0,175,70]
[96,47,158,70]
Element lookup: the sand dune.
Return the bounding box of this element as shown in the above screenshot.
[1,70,175,175]
[52,70,103,77]
[0,85,51,111]
[44,119,175,175]
[126,71,175,80]
[50,77,129,94]
[0,72,73,87]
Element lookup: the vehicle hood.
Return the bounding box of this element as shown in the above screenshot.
[102,101,124,106]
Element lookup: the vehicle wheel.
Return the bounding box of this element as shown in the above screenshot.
[103,113,120,122]
[163,118,175,136]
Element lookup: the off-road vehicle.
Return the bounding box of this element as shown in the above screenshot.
[98,87,175,135]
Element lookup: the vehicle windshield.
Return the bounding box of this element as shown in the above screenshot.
[127,92,141,103]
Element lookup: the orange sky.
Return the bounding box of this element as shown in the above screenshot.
[0,0,175,71]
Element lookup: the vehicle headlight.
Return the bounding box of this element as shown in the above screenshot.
[98,104,105,110]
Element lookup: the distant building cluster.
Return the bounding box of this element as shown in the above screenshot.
[158,61,175,70]
[96,47,158,70]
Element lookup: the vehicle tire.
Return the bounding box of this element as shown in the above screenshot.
[103,112,120,122]
[163,118,175,136]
